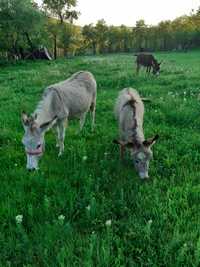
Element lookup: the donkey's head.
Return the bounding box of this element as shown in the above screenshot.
[114,135,159,179]
[152,61,162,75]
[21,112,57,170]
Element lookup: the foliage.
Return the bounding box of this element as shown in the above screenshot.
[0,0,45,59]
[43,0,79,24]
[58,23,82,56]
[82,10,200,55]
[0,1,200,59]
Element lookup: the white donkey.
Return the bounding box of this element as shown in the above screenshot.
[113,88,158,179]
[21,71,97,170]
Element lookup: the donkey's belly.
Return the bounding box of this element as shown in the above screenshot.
[68,97,92,119]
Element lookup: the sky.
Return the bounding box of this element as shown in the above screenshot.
[36,0,200,26]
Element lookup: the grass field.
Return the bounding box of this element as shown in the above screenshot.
[1,51,200,266]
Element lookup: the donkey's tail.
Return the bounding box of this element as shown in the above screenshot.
[141,98,151,102]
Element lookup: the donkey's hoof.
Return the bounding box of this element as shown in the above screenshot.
[58,152,63,157]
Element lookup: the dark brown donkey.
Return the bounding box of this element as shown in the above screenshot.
[135,53,162,75]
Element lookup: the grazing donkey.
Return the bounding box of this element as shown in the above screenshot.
[135,53,162,75]
[113,88,158,179]
[21,71,97,170]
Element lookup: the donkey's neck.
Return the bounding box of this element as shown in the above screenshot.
[128,113,145,144]
[129,124,144,144]
[34,92,53,126]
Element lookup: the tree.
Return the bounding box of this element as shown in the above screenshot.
[157,21,172,50]
[95,19,108,53]
[58,23,80,56]
[119,25,132,52]
[133,20,147,51]
[46,18,60,59]
[107,26,121,53]
[0,0,45,59]
[82,24,98,54]
[43,0,79,24]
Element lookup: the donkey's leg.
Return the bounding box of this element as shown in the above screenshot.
[90,101,96,131]
[53,124,60,147]
[120,145,125,159]
[58,119,67,157]
[79,112,87,132]
[136,64,140,74]
[149,66,152,73]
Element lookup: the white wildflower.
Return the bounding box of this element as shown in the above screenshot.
[86,205,91,211]
[148,219,153,225]
[58,215,65,221]
[82,156,87,161]
[16,214,23,224]
[105,219,112,227]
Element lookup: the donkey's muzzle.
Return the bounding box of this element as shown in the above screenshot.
[26,154,39,170]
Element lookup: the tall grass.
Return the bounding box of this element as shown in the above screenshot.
[0,51,200,266]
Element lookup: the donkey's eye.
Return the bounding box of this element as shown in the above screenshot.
[37,144,41,149]
[135,159,140,164]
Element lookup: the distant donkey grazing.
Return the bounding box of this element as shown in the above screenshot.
[113,88,159,179]
[135,53,162,75]
[21,71,97,170]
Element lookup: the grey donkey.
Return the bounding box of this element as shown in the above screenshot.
[21,71,97,170]
[113,88,159,179]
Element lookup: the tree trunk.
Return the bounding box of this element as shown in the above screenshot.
[24,32,34,52]
[64,46,68,57]
[54,35,57,59]
[92,42,96,55]
[59,13,64,24]
[19,47,25,59]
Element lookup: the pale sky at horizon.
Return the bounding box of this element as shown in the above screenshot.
[36,0,200,26]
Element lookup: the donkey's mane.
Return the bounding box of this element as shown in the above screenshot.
[126,91,139,142]
[67,71,85,81]
[34,88,51,115]
[33,87,56,126]
[35,71,86,116]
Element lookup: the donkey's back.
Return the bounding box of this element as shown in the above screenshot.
[136,53,155,67]
[48,71,97,119]
[115,88,144,124]
[50,71,96,97]
[115,88,144,143]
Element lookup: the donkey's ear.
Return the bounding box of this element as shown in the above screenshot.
[40,116,57,132]
[143,134,159,147]
[31,113,37,120]
[21,111,29,126]
[113,139,121,145]
[113,139,131,147]
[113,139,140,149]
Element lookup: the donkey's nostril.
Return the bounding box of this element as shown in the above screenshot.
[28,168,36,172]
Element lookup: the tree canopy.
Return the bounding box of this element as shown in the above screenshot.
[0,0,200,60]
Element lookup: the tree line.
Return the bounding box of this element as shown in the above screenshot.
[0,0,200,61]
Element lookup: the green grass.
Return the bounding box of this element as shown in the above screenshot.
[1,51,200,266]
